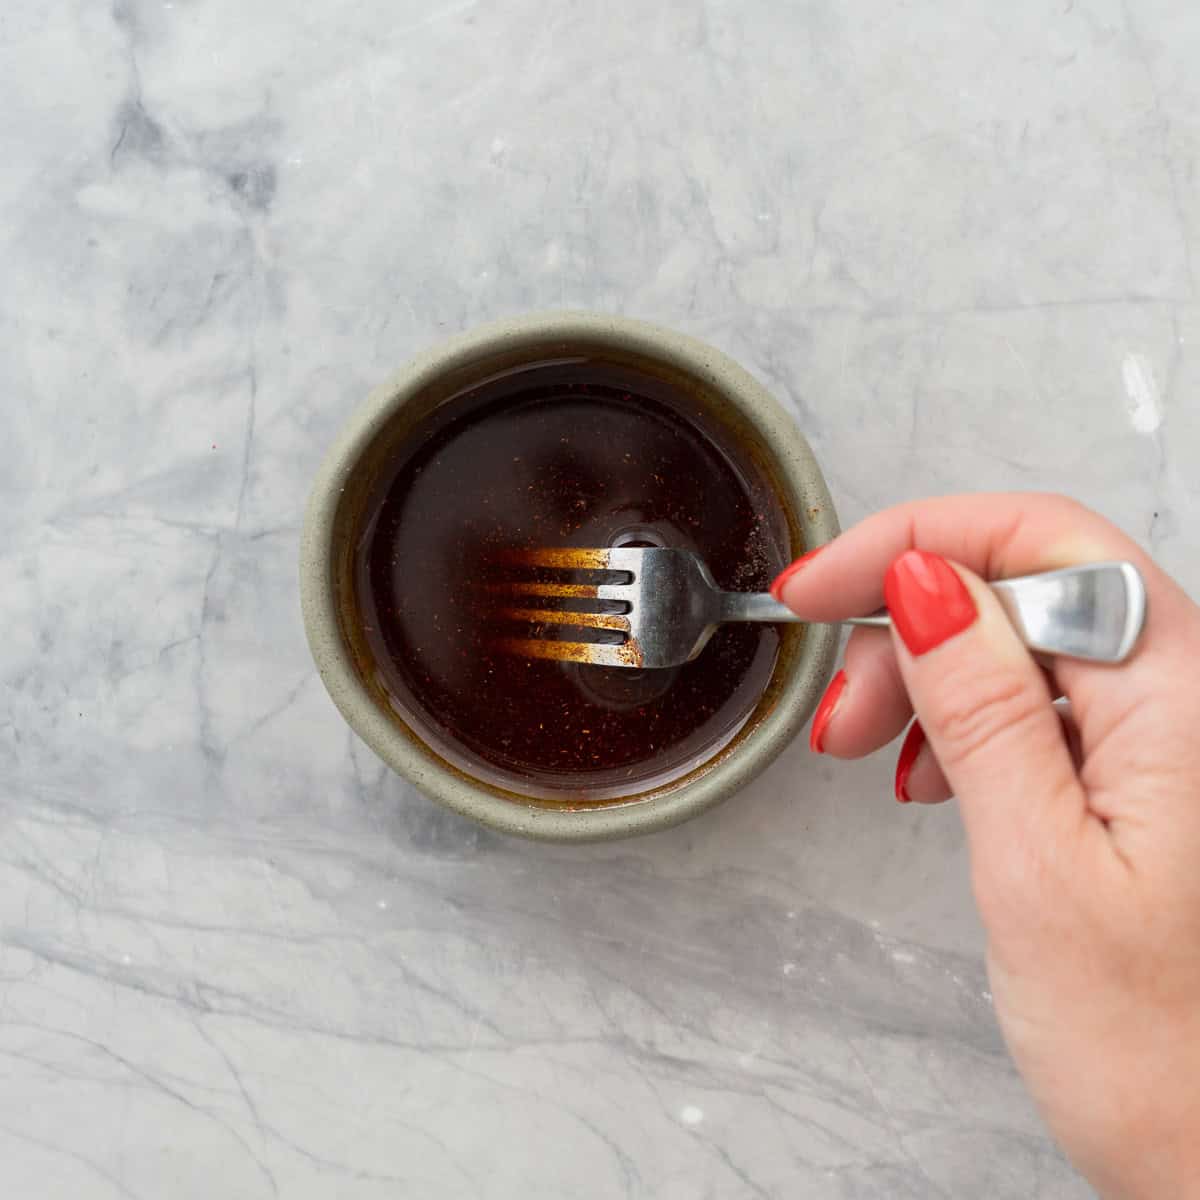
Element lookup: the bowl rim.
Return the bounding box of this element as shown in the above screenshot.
[299,311,839,842]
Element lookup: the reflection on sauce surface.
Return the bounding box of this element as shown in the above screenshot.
[352,358,793,801]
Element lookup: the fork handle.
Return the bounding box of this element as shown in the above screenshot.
[720,561,1147,664]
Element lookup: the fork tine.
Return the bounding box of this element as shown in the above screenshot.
[490,581,601,600]
[495,638,643,668]
[497,547,615,570]
[496,608,630,632]
[488,581,632,602]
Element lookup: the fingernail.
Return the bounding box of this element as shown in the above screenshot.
[894,721,926,803]
[809,669,847,753]
[884,550,977,655]
[770,545,824,602]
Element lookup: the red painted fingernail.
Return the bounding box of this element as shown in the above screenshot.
[809,669,847,754]
[894,721,926,803]
[884,550,977,656]
[770,545,824,602]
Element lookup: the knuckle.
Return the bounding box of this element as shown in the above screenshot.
[924,663,1045,771]
[973,829,1044,912]
[971,850,1027,930]
[971,821,1074,934]
[1023,491,1093,523]
[1040,491,1090,516]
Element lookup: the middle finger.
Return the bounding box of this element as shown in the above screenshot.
[812,626,912,758]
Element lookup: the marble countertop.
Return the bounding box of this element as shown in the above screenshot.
[3,1,1198,1195]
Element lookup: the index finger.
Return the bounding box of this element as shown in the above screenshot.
[773,493,1197,760]
[774,492,1153,622]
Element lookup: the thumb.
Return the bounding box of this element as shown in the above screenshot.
[885,550,1086,857]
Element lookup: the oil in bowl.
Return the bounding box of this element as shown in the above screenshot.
[347,355,793,804]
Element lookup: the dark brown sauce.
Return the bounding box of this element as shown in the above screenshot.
[351,358,793,802]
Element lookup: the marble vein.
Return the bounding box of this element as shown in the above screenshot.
[4,0,1199,1195]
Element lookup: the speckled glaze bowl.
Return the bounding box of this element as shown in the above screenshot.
[300,312,839,841]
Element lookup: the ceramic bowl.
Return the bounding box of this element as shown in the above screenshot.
[300,312,839,841]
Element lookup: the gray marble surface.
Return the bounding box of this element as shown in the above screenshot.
[3,1,1198,1195]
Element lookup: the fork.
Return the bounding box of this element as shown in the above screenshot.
[489,547,1147,670]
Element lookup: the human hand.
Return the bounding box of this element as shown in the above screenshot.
[773,493,1200,1199]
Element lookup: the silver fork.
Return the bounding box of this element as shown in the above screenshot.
[490,547,1147,669]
